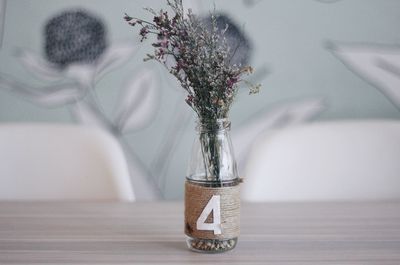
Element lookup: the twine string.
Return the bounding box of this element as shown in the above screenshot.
[184,181,240,240]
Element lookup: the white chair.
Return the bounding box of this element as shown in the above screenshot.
[0,123,135,201]
[243,120,400,201]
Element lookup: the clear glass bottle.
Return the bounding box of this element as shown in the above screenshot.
[185,118,241,253]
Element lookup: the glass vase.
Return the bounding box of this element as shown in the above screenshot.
[184,118,241,253]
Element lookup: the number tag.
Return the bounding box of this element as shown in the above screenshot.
[196,195,222,235]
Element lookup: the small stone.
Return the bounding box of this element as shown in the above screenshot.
[189,239,237,252]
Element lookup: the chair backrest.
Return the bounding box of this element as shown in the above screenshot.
[243,120,400,202]
[0,123,135,201]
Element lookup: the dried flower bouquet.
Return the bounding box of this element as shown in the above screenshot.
[125,0,260,181]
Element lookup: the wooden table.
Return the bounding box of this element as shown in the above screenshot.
[0,201,399,264]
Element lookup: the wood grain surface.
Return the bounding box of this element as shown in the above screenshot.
[0,201,399,264]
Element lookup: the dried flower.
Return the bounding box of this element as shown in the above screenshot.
[125,0,260,123]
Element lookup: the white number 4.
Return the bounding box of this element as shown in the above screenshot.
[196,195,222,235]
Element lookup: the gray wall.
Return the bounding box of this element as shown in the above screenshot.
[1,0,400,199]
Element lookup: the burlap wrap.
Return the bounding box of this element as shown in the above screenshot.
[184,180,240,240]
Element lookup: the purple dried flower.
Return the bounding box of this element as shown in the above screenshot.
[139,27,150,41]
[226,76,238,89]
[185,95,194,106]
[125,0,260,121]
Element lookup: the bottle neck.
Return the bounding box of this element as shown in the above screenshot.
[189,117,237,182]
[196,118,231,133]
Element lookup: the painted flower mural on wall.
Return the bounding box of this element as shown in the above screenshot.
[0,9,162,199]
